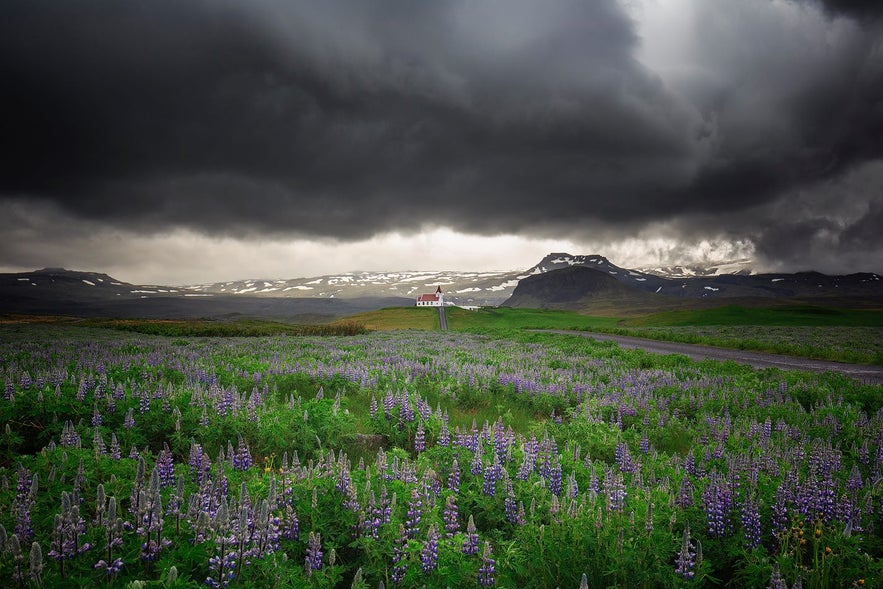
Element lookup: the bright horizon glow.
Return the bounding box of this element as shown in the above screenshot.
[0,226,757,286]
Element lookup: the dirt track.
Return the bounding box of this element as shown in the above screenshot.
[540,330,883,385]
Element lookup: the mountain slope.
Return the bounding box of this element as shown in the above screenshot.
[4,254,881,321]
[502,266,678,314]
[502,261,883,314]
[0,268,410,321]
[181,270,526,306]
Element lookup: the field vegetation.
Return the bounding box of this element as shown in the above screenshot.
[0,316,368,338]
[343,305,883,365]
[1,324,882,587]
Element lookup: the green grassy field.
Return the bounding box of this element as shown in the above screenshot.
[333,307,441,330]
[621,304,883,327]
[340,304,883,365]
[7,302,883,364]
[444,307,619,330]
[0,315,368,337]
[337,306,619,331]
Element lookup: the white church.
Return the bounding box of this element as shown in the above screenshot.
[416,286,444,307]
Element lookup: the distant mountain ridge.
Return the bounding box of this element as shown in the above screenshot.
[503,254,883,312]
[2,254,881,319]
[0,268,410,321]
[176,252,757,306]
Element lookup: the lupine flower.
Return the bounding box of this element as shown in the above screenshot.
[337,461,353,495]
[399,394,415,423]
[471,444,484,476]
[74,458,86,490]
[360,493,381,540]
[771,485,790,540]
[405,487,422,539]
[438,416,450,447]
[383,391,395,420]
[167,476,186,535]
[615,441,634,473]
[48,492,91,578]
[60,420,80,447]
[129,456,147,520]
[414,420,426,453]
[421,524,439,573]
[483,455,501,497]
[8,534,24,583]
[674,524,696,580]
[206,501,236,589]
[462,515,479,555]
[816,475,836,524]
[95,496,124,579]
[13,467,35,542]
[305,531,323,573]
[94,484,107,527]
[603,468,627,513]
[517,436,538,481]
[138,470,169,563]
[28,540,43,585]
[281,501,300,541]
[673,475,693,509]
[566,471,579,499]
[245,498,280,564]
[477,541,495,586]
[846,465,863,492]
[156,445,175,488]
[378,485,392,525]
[767,563,787,589]
[391,524,408,584]
[741,495,762,549]
[548,459,562,497]
[443,495,459,538]
[447,459,461,494]
[505,491,519,524]
[703,474,732,538]
[233,436,253,471]
[109,434,121,460]
[138,392,151,413]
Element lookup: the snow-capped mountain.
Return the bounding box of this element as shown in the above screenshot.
[169,251,883,306]
[178,252,680,306]
[0,268,410,320]
[504,254,882,309]
[3,255,881,320]
[181,270,528,306]
[636,259,755,278]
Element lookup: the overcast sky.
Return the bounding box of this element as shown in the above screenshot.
[1,0,882,284]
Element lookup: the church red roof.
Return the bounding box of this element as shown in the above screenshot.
[417,293,440,302]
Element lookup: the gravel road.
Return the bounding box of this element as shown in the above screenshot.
[540,330,883,385]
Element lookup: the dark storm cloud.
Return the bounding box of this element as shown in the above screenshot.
[1,0,882,270]
[809,0,883,19]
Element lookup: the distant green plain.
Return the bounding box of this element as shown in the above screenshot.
[342,304,883,365]
[6,302,882,364]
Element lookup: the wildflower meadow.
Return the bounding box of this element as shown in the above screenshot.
[1,324,881,587]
